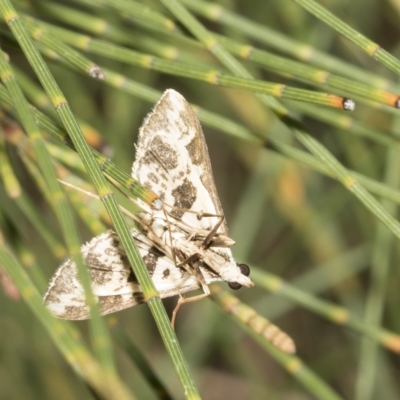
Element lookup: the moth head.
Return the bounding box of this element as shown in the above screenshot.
[228,263,252,290]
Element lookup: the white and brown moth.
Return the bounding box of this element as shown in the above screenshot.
[44,89,254,321]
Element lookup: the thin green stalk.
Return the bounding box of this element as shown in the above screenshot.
[2,73,400,211]
[210,286,296,354]
[8,28,398,223]
[293,131,400,240]
[180,0,400,91]
[16,240,48,292]
[13,64,107,151]
[355,141,400,399]
[25,151,107,236]
[13,64,55,114]
[5,62,400,223]
[37,2,213,67]
[100,0,182,34]
[214,34,400,109]
[303,160,400,206]
[259,246,368,320]
[287,101,400,148]
[22,16,105,79]
[247,333,344,400]
[0,2,201,397]
[0,241,135,400]
[38,2,399,109]
[161,0,400,246]
[0,37,115,374]
[210,287,344,400]
[0,81,159,205]
[108,317,173,400]
[0,190,49,292]
[32,19,351,110]
[292,0,400,78]
[250,268,400,353]
[0,133,66,259]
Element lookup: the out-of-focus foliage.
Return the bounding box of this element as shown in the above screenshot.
[1,0,400,399]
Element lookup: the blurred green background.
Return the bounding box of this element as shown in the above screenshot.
[1,0,400,399]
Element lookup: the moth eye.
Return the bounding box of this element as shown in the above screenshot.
[238,263,250,277]
[228,281,242,290]
[228,263,251,290]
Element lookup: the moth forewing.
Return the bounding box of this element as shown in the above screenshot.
[132,89,253,290]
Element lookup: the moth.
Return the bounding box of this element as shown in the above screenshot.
[44,89,254,321]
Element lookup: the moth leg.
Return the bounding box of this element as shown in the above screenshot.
[202,215,225,249]
[171,289,210,328]
[175,252,201,268]
[176,253,209,291]
[196,211,223,219]
[170,257,211,327]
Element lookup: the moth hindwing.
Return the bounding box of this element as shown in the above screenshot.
[44,89,253,320]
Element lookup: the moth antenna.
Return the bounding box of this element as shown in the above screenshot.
[58,179,100,200]
[58,179,147,227]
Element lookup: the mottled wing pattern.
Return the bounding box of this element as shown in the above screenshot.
[132,89,228,235]
[44,89,250,321]
[44,230,220,320]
